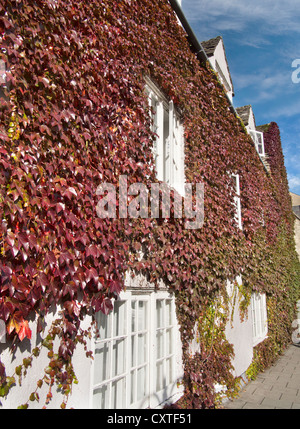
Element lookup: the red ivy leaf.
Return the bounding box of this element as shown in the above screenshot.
[7,312,32,341]
[17,319,32,342]
[109,279,122,294]
[45,251,57,269]
[100,298,113,315]
[63,300,80,317]
[0,299,15,322]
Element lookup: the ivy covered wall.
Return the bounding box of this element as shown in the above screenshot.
[0,0,299,408]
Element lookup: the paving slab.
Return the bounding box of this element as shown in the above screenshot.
[222,344,300,409]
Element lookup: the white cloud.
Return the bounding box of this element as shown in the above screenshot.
[182,0,300,188]
[232,68,295,109]
[232,70,290,91]
[288,175,300,192]
[267,99,300,118]
[182,0,300,32]
[183,0,300,35]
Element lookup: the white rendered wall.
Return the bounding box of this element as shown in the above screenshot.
[225,278,253,378]
[0,307,93,409]
[208,40,234,102]
[245,107,256,131]
[294,216,300,261]
[0,272,184,409]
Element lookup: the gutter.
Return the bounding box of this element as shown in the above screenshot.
[168,0,208,64]
[168,0,271,174]
[168,0,237,116]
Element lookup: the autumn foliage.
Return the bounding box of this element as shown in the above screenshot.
[0,0,299,408]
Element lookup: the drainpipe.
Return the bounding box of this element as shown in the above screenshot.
[169,0,271,174]
[168,0,237,116]
[168,0,208,64]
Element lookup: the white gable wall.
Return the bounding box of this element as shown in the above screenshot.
[245,106,256,131]
[225,277,253,378]
[0,308,93,409]
[208,39,234,102]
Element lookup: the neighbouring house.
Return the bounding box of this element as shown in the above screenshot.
[236,105,270,172]
[0,0,299,410]
[291,192,300,260]
[201,36,234,102]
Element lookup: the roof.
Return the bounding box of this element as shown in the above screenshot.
[201,36,222,57]
[291,192,300,206]
[200,36,234,95]
[235,109,272,172]
[236,105,254,127]
[293,207,300,221]
[256,123,271,133]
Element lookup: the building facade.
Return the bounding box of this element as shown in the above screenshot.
[291,192,300,261]
[0,0,299,409]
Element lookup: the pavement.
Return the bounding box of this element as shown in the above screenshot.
[222,343,300,409]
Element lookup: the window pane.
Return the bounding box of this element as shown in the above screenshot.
[93,287,179,409]
[138,333,147,365]
[260,295,266,333]
[131,334,136,367]
[166,328,172,355]
[166,299,172,325]
[256,296,261,334]
[151,96,158,133]
[156,361,166,391]
[112,378,126,408]
[112,339,126,377]
[156,300,164,328]
[130,370,136,405]
[156,360,162,391]
[97,311,111,340]
[156,330,164,359]
[163,108,169,183]
[131,301,137,332]
[251,293,268,344]
[166,357,173,386]
[252,300,256,338]
[113,300,126,337]
[93,385,108,409]
[94,343,109,384]
[138,300,147,331]
[137,366,147,401]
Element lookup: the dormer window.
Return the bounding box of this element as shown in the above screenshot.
[249,130,265,157]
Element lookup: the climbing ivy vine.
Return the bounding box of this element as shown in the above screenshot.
[0,0,299,408]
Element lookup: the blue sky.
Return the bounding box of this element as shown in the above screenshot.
[181,0,300,196]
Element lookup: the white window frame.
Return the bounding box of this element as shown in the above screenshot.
[232,173,242,230]
[249,130,265,157]
[0,59,7,102]
[145,77,185,196]
[91,289,184,409]
[251,292,268,346]
[0,60,6,86]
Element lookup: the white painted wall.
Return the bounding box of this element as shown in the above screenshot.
[225,278,253,378]
[0,307,93,409]
[245,106,256,131]
[208,39,234,102]
[0,273,184,409]
[294,216,300,261]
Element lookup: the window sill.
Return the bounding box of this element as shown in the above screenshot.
[253,334,268,348]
